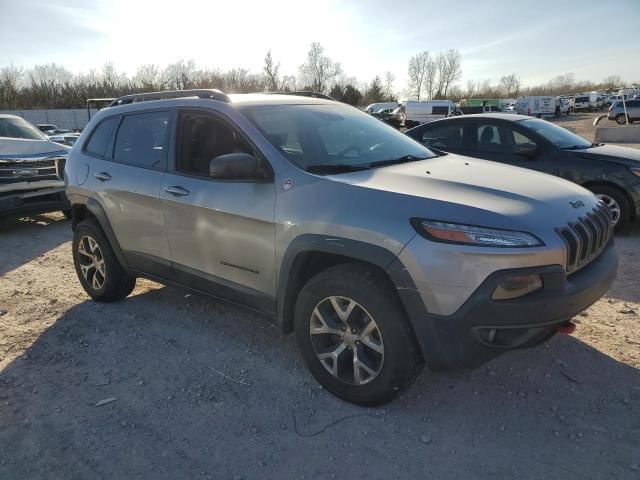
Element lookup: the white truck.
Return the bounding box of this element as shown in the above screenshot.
[399,100,463,127]
[515,96,556,117]
[573,92,598,112]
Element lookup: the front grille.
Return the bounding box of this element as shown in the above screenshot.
[0,156,66,184]
[557,202,612,274]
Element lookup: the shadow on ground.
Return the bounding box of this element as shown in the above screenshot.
[0,214,71,276]
[1,287,638,480]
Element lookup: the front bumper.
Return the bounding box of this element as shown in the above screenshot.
[0,185,69,217]
[388,241,618,370]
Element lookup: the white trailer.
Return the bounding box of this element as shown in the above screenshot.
[514,96,555,117]
[399,100,463,127]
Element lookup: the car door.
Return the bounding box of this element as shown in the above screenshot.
[463,119,560,175]
[160,108,277,312]
[629,100,640,120]
[82,109,173,276]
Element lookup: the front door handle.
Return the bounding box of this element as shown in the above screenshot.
[165,185,190,197]
[94,172,112,182]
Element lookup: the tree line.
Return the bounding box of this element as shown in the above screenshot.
[0,42,631,110]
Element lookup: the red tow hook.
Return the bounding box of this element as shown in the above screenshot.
[557,321,577,334]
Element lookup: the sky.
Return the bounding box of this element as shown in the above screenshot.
[1,0,639,92]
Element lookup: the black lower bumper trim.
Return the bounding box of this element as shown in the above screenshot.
[388,241,618,370]
[0,191,69,217]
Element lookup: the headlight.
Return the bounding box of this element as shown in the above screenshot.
[411,219,544,247]
[630,167,640,179]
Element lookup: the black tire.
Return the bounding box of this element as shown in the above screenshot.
[615,114,627,125]
[590,185,631,232]
[72,219,136,302]
[294,263,423,406]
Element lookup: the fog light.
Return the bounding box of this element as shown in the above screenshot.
[492,274,542,300]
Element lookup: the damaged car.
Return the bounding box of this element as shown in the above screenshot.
[1,114,71,218]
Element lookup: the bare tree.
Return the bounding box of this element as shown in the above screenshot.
[434,49,462,98]
[602,75,622,89]
[383,71,395,100]
[423,57,438,100]
[263,50,280,92]
[465,79,477,98]
[0,64,22,109]
[407,51,431,100]
[134,64,165,91]
[500,73,521,97]
[298,42,342,93]
[164,60,197,90]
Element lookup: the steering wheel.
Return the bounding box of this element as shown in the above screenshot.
[336,145,361,158]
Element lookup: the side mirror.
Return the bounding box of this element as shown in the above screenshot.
[515,144,537,159]
[209,153,261,180]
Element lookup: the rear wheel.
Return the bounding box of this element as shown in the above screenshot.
[294,264,423,405]
[590,185,630,232]
[73,219,136,301]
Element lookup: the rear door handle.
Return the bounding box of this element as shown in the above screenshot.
[94,172,112,182]
[165,185,190,197]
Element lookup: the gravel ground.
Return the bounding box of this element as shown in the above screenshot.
[0,117,639,479]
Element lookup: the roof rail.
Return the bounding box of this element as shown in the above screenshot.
[109,89,230,107]
[266,91,336,101]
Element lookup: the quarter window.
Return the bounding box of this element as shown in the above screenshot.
[85,117,118,158]
[113,111,170,170]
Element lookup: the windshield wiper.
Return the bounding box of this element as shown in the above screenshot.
[367,154,429,168]
[305,164,370,174]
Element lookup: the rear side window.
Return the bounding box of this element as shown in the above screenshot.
[113,111,170,170]
[421,123,464,149]
[85,117,118,157]
[431,106,449,115]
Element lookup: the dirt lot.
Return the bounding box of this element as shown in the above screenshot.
[1,114,639,479]
[550,110,640,150]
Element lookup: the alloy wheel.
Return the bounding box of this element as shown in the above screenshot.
[309,296,384,385]
[597,194,621,226]
[77,235,106,289]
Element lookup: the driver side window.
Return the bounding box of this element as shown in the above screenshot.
[176,112,254,177]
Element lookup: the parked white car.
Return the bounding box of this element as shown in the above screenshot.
[364,102,399,114]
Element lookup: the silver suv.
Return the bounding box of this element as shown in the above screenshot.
[608,100,640,124]
[65,90,618,405]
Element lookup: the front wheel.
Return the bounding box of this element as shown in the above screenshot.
[294,264,423,405]
[615,114,628,125]
[591,186,630,232]
[73,219,136,301]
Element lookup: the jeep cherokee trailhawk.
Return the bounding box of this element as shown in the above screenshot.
[65,90,618,405]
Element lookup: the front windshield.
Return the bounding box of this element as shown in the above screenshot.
[239,104,435,172]
[0,117,47,140]
[521,118,592,149]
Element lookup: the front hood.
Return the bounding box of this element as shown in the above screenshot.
[0,138,70,158]
[573,144,640,166]
[327,154,599,230]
